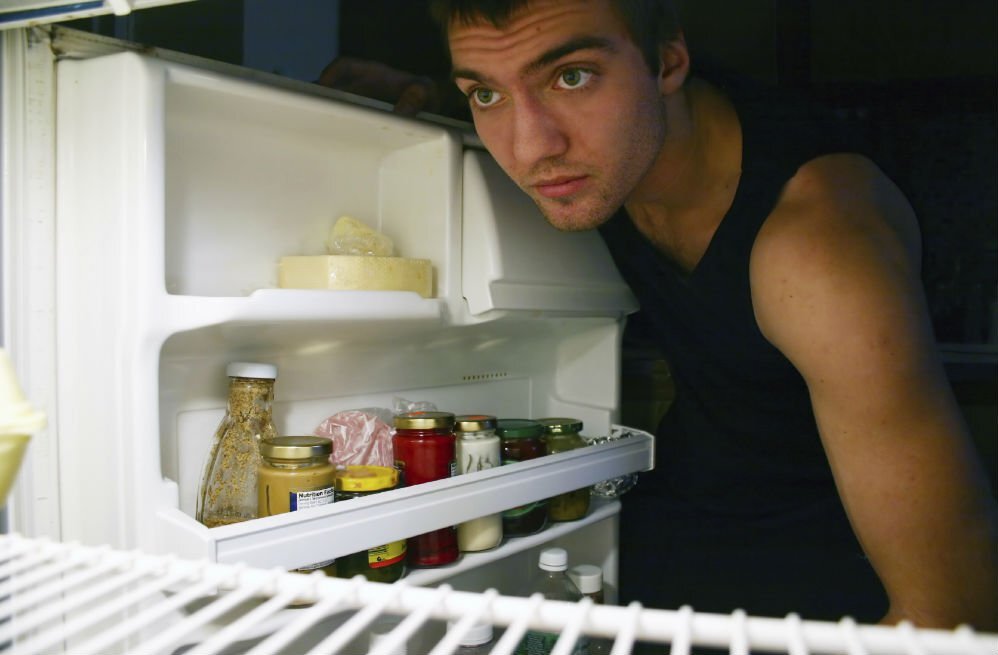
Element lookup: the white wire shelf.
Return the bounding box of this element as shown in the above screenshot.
[1,533,994,655]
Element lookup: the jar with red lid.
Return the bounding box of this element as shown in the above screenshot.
[496,418,548,537]
[392,410,459,567]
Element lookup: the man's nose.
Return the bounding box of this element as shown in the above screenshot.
[511,95,568,165]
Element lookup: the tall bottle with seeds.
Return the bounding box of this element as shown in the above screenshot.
[196,362,279,527]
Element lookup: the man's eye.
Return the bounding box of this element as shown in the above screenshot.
[471,87,502,108]
[555,68,594,90]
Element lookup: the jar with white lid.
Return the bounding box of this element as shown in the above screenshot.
[454,414,503,552]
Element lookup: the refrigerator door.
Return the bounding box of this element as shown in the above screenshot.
[3,25,647,583]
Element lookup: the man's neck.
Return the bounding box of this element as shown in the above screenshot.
[624,77,743,271]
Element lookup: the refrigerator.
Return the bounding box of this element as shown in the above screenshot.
[1,10,995,655]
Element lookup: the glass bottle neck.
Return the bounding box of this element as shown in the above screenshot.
[227,377,275,418]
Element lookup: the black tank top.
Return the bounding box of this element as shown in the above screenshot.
[600,73,869,515]
[600,72,889,619]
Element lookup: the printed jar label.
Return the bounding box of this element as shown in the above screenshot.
[368,540,407,568]
[289,486,334,512]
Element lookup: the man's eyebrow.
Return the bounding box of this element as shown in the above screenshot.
[451,35,617,83]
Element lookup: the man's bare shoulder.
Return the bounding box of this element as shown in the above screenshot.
[748,153,922,340]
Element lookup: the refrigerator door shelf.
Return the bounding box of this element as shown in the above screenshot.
[3,532,994,655]
[158,426,653,572]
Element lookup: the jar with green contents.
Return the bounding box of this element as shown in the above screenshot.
[497,419,548,537]
[538,417,591,522]
[334,465,407,583]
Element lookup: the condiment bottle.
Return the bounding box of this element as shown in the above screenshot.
[538,417,591,522]
[569,564,612,654]
[447,620,496,654]
[197,362,279,528]
[257,435,337,575]
[392,411,459,567]
[454,414,503,552]
[334,465,407,583]
[497,419,548,537]
[516,548,587,655]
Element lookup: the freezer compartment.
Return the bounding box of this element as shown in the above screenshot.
[3,533,993,655]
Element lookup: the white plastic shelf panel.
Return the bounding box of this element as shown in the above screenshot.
[2,533,995,655]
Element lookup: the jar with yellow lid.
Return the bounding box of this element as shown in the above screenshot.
[334,465,407,583]
[258,435,337,575]
[538,417,591,522]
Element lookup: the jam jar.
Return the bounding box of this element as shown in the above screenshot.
[538,417,591,522]
[392,411,459,566]
[496,418,548,537]
[334,465,407,583]
[257,435,337,575]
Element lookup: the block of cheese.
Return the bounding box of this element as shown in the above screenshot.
[278,255,433,298]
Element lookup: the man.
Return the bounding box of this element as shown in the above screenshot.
[323,0,998,628]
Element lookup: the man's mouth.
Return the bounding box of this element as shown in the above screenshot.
[532,175,588,199]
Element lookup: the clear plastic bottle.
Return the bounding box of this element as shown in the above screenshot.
[196,362,279,527]
[569,564,612,654]
[447,620,496,654]
[516,548,587,655]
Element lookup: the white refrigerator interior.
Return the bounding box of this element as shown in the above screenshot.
[1,23,995,655]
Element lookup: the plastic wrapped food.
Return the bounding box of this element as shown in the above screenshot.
[314,409,394,468]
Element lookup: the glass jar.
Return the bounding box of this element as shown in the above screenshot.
[496,418,548,537]
[334,465,407,583]
[454,414,502,552]
[392,411,459,567]
[538,417,591,522]
[197,362,279,528]
[257,435,337,575]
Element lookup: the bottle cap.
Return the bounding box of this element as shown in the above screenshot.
[393,411,455,430]
[537,417,584,435]
[335,465,399,492]
[454,414,498,433]
[226,362,278,379]
[538,547,568,571]
[447,620,494,646]
[259,436,331,461]
[496,418,544,439]
[568,564,603,594]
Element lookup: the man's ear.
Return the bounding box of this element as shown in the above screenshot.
[658,35,690,95]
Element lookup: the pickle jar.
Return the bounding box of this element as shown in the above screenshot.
[538,417,591,522]
[454,414,503,552]
[496,418,548,537]
[334,465,407,583]
[258,435,337,575]
[392,411,459,566]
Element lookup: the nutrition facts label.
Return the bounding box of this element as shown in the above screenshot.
[289,486,335,511]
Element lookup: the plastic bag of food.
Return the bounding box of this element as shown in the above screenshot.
[326,215,395,257]
[314,408,394,467]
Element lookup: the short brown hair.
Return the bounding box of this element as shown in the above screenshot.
[428,0,681,74]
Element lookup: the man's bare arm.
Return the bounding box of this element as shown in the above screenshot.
[752,153,998,629]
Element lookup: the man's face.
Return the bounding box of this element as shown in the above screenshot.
[449,0,668,231]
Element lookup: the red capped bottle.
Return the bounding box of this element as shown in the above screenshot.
[392,411,459,566]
